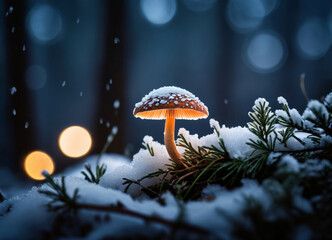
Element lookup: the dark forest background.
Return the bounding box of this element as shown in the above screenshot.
[1,0,332,186]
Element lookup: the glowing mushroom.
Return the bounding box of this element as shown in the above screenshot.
[133,86,209,167]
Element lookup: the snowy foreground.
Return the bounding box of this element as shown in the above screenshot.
[0,96,332,239]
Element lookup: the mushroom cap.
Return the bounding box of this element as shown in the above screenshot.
[133,86,209,120]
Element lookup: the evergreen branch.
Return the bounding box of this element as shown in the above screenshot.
[81,164,107,184]
[38,172,79,212]
[39,173,210,236]
[123,93,332,201]
[96,125,118,165]
[75,202,209,235]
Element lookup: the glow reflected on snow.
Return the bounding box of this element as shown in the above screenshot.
[25,65,47,90]
[24,151,54,180]
[182,0,216,12]
[226,0,278,33]
[140,0,177,25]
[59,126,92,158]
[27,4,62,43]
[245,32,286,73]
[296,18,331,60]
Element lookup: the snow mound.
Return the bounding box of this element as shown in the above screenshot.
[63,153,131,178]
[100,136,171,196]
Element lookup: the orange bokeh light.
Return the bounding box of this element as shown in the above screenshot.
[58,126,92,158]
[24,151,55,180]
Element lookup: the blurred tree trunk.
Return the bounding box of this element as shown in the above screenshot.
[5,1,36,177]
[94,0,125,155]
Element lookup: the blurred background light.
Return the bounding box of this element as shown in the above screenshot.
[260,0,279,17]
[24,151,54,180]
[296,18,332,60]
[182,0,216,13]
[25,65,47,90]
[59,126,92,158]
[328,12,332,34]
[140,0,177,25]
[244,31,287,73]
[27,4,63,43]
[226,0,278,34]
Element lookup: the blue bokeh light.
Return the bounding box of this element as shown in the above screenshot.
[226,0,278,34]
[140,0,177,25]
[27,4,62,43]
[296,18,331,60]
[245,31,287,73]
[25,65,47,90]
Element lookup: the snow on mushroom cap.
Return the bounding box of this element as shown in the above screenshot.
[133,86,209,120]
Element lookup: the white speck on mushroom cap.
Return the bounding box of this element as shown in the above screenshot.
[174,101,178,105]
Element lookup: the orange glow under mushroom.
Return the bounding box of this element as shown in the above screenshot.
[135,108,208,120]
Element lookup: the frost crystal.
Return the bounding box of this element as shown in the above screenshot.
[25,121,29,129]
[62,81,66,87]
[12,109,16,116]
[22,45,26,52]
[11,26,15,33]
[76,18,80,24]
[99,118,103,124]
[106,121,110,128]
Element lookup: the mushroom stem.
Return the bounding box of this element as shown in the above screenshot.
[164,117,184,166]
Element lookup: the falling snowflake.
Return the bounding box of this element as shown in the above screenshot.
[105,83,110,91]
[114,37,120,44]
[10,87,17,95]
[114,100,120,109]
